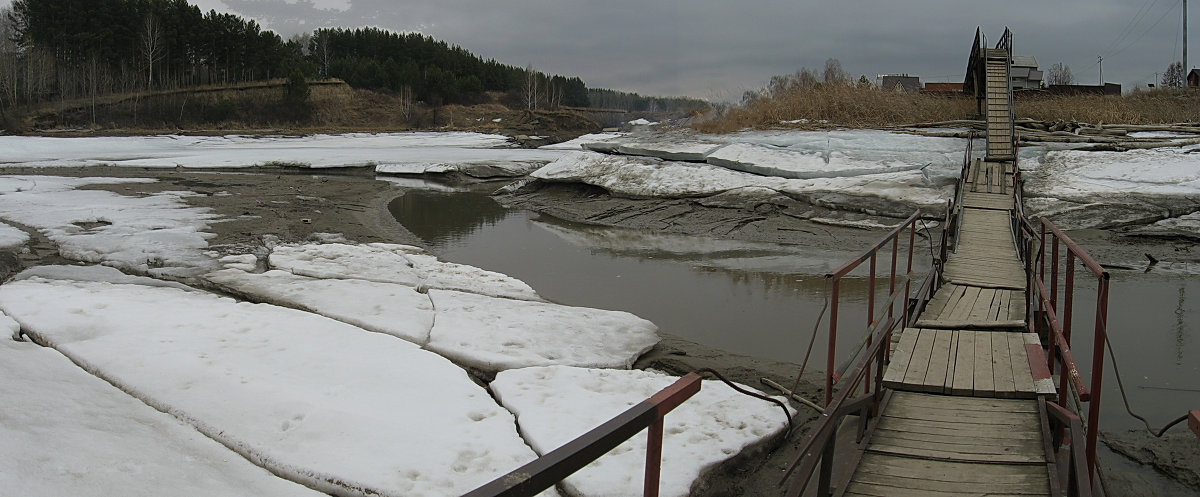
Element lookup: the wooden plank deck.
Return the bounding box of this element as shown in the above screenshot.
[882,328,1053,398]
[915,283,1025,329]
[943,205,1026,290]
[844,392,1052,497]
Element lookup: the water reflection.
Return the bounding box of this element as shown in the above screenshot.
[388,190,905,363]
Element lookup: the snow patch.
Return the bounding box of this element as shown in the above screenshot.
[492,366,793,497]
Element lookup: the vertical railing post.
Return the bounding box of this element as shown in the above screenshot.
[1085,274,1110,480]
[866,253,877,395]
[644,417,664,497]
[826,277,840,407]
[1063,252,1075,346]
[905,221,915,329]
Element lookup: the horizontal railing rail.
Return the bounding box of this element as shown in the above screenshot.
[461,373,702,497]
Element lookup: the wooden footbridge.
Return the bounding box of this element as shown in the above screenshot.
[781,28,1110,497]
[462,28,1134,497]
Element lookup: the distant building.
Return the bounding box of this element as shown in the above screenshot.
[1010,56,1044,89]
[878,74,920,93]
[922,82,964,94]
[1189,69,1200,89]
[1044,83,1122,96]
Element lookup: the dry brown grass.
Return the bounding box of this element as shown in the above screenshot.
[696,85,1200,134]
[694,85,974,133]
[1015,89,1200,125]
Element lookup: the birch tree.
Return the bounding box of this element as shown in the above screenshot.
[141,14,164,89]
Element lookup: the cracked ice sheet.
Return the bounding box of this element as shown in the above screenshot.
[531,152,951,212]
[0,331,323,497]
[426,289,659,373]
[0,132,551,169]
[0,176,218,276]
[491,366,793,497]
[0,278,556,497]
[268,242,540,300]
[205,268,436,344]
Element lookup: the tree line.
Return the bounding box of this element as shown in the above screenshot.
[0,0,716,126]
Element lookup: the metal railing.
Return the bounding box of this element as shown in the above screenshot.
[1043,398,1094,497]
[780,209,939,496]
[1028,217,1111,481]
[462,373,702,497]
[821,210,930,406]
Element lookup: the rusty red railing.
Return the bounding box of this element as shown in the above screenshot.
[462,373,701,497]
[780,209,939,496]
[822,209,928,406]
[1030,217,1110,481]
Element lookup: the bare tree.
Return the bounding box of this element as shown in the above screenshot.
[823,58,849,85]
[140,14,164,89]
[1047,62,1074,86]
[398,85,413,120]
[1163,61,1184,88]
[0,7,18,117]
[522,64,539,110]
[311,32,332,78]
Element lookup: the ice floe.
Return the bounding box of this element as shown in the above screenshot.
[0,333,323,497]
[0,277,555,497]
[492,366,793,497]
[0,176,217,276]
[205,268,437,344]
[425,289,659,372]
[268,242,540,300]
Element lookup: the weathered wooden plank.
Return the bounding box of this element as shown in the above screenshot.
[923,329,954,393]
[852,467,1050,494]
[991,331,1018,398]
[967,288,997,322]
[883,328,920,388]
[882,404,1039,425]
[973,330,995,396]
[867,440,1046,463]
[1023,333,1057,395]
[857,453,1050,481]
[872,429,1045,455]
[947,287,983,321]
[903,329,937,388]
[1009,332,1036,394]
[889,391,1038,412]
[951,331,975,395]
[875,417,1042,439]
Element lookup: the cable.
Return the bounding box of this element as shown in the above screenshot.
[788,277,830,401]
[694,368,795,436]
[1103,323,1193,436]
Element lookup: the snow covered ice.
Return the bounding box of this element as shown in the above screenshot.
[268,242,541,300]
[0,175,218,277]
[0,322,323,497]
[0,275,558,497]
[492,366,794,497]
[207,247,659,372]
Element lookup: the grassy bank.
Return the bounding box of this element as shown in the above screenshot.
[2,80,601,143]
[696,85,1200,133]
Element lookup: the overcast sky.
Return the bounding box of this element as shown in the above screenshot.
[3,0,1194,99]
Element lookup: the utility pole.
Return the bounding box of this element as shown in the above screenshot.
[1185,0,1189,81]
[1098,55,1104,85]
